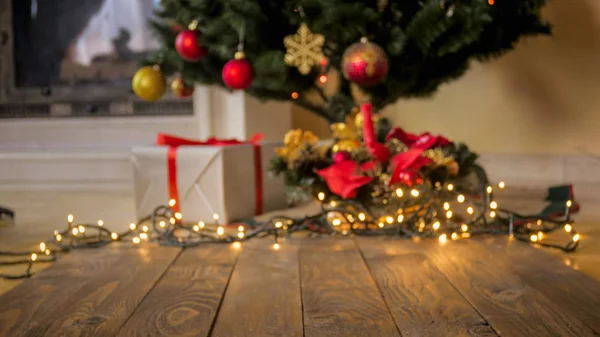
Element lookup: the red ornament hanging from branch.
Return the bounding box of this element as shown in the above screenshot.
[222,51,253,90]
[342,37,389,86]
[175,20,207,62]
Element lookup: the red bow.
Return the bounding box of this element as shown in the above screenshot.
[386,127,451,150]
[156,133,264,217]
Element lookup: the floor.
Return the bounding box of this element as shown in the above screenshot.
[1,235,600,336]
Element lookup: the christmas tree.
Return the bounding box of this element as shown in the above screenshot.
[141,0,550,123]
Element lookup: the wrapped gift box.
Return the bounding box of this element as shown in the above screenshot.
[132,141,287,223]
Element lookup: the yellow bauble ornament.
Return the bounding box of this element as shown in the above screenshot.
[332,139,360,153]
[132,66,166,101]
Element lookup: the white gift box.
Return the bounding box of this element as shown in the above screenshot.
[132,142,287,223]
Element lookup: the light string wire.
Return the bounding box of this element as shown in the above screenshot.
[0,169,579,280]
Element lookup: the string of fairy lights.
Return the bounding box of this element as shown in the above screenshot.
[0,181,580,280]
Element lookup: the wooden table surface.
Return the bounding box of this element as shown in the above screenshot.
[1,235,599,337]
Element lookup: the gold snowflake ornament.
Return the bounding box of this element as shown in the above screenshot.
[284,23,325,75]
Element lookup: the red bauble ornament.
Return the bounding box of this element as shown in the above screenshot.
[332,151,352,163]
[175,30,207,62]
[222,52,253,90]
[171,77,194,98]
[342,38,389,86]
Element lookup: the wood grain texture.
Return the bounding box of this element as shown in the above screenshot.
[210,239,304,337]
[426,239,596,337]
[0,244,180,337]
[481,236,600,334]
[355,237,497,337]
[300,237,401,337]
[116,244,239,337]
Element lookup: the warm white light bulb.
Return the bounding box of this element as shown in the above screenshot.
[490,211,496,218]
[498,181,505,189]
[439,234,447,243]
[467,207,474,215]
[446,210,453,219]
[487,186,493,194]
[140,233,148,240]
[273,243,281,250]
[433,221,440,230]
[447,184,454,191]
[385,216,394,224]
[411,189,419,197]
[443,202,450,210]
[573,233,580,242]
[78,225,85,233]
[111,233,118,240]
[457,195,465,203]
[275,221,283,228]
[530,234,538,242]
[564,224,572,233]
[39,242,46,252]
[490,201,498,209]
[142,226,149,232]
[55,234,62,242]
[174,212,183,220]
[67,214,74,223]
[45,249,51,255]
[358,213,366,221]
[238,232,245,239]
[97,220,104,227]
[193,225,200,232]
[159,221,166,228]
[566,200,573,208]
[232,242,241,249]
[238,225,245,232]
[213,213,220,221]
[130,223,137,230]
[537,231,544,240]
[451,233,458,240]
[378,222,384,228]
[395,189,404,197]
[217,226,224,236]
[168,198,177,207]
[317,192,325,201]
[199,221,205,229]
[31,253,38,261]
[397,215,404,223]
[72,228,79,236]
[461,224,468,232]
[132,237,141,244]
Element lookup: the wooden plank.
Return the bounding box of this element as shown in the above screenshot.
[480,236,600,334]
[210,238,304,337]
[116,244,239,337]
[355,237,497,336]
[0,243,181,337]
[300,237,400,337]
[425,238,595,336]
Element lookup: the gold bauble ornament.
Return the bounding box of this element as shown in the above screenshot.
[332,139,360,153]
[171,77,194,98]
[354,111,380,134]
[132,66,166,101]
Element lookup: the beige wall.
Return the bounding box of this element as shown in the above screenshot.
[293,0,600,155]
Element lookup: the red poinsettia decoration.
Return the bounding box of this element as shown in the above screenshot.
[386,127,451,150]
[388,148,433,186]
[317,161,374,199]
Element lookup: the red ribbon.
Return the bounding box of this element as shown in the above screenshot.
[156,133,264,218]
